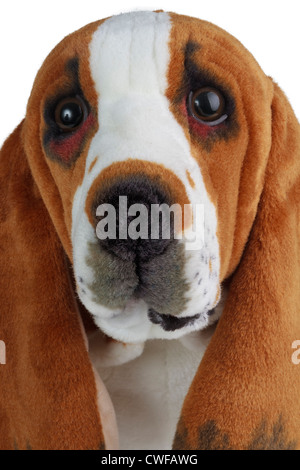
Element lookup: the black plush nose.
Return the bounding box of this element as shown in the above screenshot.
[92,175,174,262]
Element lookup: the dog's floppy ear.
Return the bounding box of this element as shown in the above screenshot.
[0,122,114,449]
[174,82,300,450]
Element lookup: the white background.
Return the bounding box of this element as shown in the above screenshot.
[0,0,299,145]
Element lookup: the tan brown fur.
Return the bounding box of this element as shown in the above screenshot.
[0,124,105,449]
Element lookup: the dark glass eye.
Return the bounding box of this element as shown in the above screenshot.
[188,87,227,126]
[54,96,86,131]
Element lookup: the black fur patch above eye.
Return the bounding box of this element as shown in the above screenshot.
[43,58,86,135]
[182,41,235,114]
[42,57,96,167]
[176,41,239,151]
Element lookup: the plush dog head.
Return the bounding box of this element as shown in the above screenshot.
[1,11,299,450]
[22,11,274,343]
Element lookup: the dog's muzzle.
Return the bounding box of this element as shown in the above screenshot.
[87,174,191,329]
[80,166,220,340]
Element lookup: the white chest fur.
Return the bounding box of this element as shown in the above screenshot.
[89,327,215,450]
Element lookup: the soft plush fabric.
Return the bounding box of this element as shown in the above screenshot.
[0,11,299,450]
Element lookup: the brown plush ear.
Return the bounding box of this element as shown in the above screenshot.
[0,123,114,449]
[173,82,300,450]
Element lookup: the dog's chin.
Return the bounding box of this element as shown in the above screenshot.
[77,288,219,343]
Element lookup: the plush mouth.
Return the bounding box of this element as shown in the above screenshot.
[76,265,220,342]
[147,308,201,331]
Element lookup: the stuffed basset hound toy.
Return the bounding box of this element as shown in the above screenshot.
[0,10,299,450]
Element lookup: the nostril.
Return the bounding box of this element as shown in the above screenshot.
[148,308,200,331]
